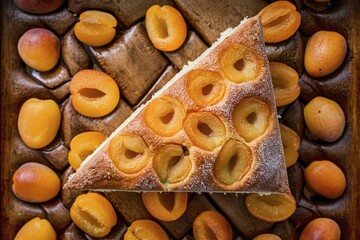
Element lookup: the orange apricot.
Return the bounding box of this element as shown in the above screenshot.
[70,69,120,118]
[304,160,346,199]
[142,192,188,221]
[68,131,106,170]
[193,210,233,240]
[70,192,117,238]
[146,5,187,52]
[253,233,281,240]
[246,193,296,222]
[13,0,64,14]
[299,218,341,240]
[15,217,56,240]
[279,124,300,168]
[18,28,60,71]
[257,1,301,43]
[124,219,169,240]
[304,31,347,77]
[74,10,117,47]
[269,62,300,107]
[12,162,60,203]
[18,98,61,149]
[304,96,345,142]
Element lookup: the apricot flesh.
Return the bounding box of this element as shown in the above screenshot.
[18,28,60,72]
[246,193,296,222]
[146,5,187,52]
[280,124,300,168]
[304,96,345,142]
[124,219,169,240]
[304,160,346,199]
[12,162,60,203]
[193,210,233,240]
[299,218,341,240]
[70,192,117,238]
[14,217,56,240]
[142,192,188,221]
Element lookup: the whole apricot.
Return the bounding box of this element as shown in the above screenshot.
[304,31,347,77]
[13,0,64,14]
[299,218,341,240]
[304,96,345,142]
[304,160,346,199]
[253,233,281,240]
[15,217,56,240]
[18,28,60,71]
[12,162,60,203]
[18,98,61,149]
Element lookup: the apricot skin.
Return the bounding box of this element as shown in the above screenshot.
[304,160,346,199]
[124,219,169,240]
[299,218,341,240]
[18,28,60,72]
[304,96,345,142]
[12,162,60,203]
[142,192,188,221]
[13,0,64,14]
[14,217,56,240]
[305,31,347,77]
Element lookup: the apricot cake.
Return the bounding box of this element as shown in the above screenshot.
[65,16,290,193]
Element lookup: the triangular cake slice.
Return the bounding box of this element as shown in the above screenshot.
[65,16,290,193]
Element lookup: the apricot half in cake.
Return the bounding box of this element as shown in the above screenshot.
[65,16,289,193]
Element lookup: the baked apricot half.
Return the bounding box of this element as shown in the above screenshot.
[186,69,226,107]
[145,5,187,52]
[142,192,188,221]
[109,133,151,174]
[232,98,271,142]
[184,111,226,151]
[153,144,192,185]
[144,96,186,137]
[246,193,296,222]
[220,44,262,83]
[214,139,252,185]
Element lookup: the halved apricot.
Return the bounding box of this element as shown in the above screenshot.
[186,69,226,107]
[124,219,169,240]
[145,5,187,52]
[220,44,262,83]
[70,192,117,238]
[214,139,252,185]
[269,62,300,107]
[153,144,192,185]
[70,69,120,118]
[142,192,188,221]
[74,10,117,47]
[246,193,296,222]
[279,124,300,168]
[184,111,226,151]
[232,98,271,142]
[193,210,233,240]
[68,131,106,170]
[109,133,151,174]
[144,96,186,137]
[257,1,301,43]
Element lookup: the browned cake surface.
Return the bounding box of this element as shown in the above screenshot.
[1,0,359,239]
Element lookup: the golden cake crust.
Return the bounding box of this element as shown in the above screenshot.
[65,16,290,194]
